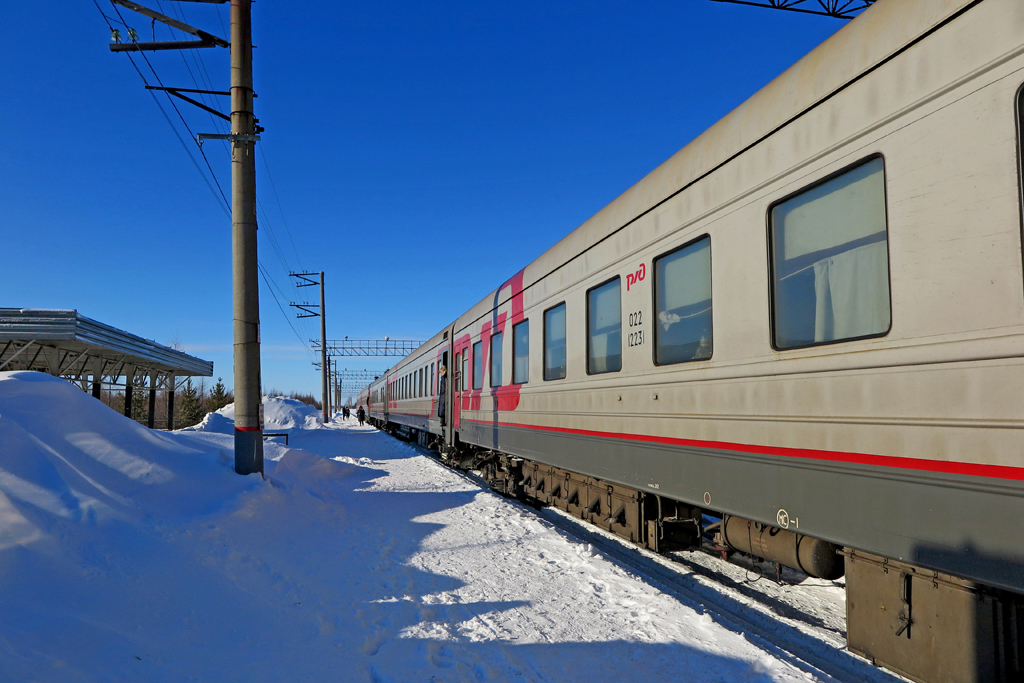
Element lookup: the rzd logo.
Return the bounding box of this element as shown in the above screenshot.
[626,263,646,291]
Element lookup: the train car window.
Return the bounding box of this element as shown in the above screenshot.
[420,368,425,397]
[462,352,468,392]
[430,363,435,395]
[473,342,483,390]
[513,320,529,384]
[544,303,567,380]
[490,332,503,387]
[654,235,713,365]
[769,156,890,349]
[587,277,622,374]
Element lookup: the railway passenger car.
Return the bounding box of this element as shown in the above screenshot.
[360,1,1024,679]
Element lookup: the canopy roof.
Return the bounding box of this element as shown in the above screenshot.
[0,309,213,379]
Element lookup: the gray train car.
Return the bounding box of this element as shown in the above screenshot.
[367,1,1024,679]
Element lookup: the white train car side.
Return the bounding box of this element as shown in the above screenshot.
[366,1,1024,678]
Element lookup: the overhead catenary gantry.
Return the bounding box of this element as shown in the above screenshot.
[708,0,875,19]
[312,339,425,357]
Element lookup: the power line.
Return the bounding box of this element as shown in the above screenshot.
[258,261,313,354]
[259,149,304,267]
[94,0,231,215]
[108,2,231,212]
[96,0,317,372]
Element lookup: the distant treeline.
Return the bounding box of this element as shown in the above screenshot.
[99,376,232,430]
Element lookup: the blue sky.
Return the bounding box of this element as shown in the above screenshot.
[1,1,842,398]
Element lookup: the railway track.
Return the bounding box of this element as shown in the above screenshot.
[414,444,907,683]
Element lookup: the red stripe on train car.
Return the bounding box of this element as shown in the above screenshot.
[464,418,1024,482]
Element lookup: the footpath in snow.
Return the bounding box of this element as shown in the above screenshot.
[0,370,872,682]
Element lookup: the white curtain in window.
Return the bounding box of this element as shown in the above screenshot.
[812,241,890,341]
[662,241,712,313]
[780,158,886,261]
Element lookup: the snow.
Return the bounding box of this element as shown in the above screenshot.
[183,394,323,435]
[0,371,885,682]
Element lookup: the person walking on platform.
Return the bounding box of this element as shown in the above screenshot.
[356,405,365,426]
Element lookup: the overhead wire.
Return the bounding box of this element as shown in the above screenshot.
[96,0,320,360]
[101,0,232,214]
[92,0,230,217]
[259,261,312,353]
[154,1,317,348]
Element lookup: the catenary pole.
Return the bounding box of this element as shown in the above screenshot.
[320,271,329,422]
[231,0,263,474]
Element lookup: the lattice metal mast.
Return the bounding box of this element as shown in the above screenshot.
[708,0,875,19]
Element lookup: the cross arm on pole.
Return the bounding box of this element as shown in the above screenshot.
[289,271,322,288]
[145,86,230,121]
[110,39,218,51]
[289,303,320,319]
[110,0,230,46]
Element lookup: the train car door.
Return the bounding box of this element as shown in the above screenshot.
[441,325,456,447]
[452,350,462,438]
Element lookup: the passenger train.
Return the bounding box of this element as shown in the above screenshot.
[358,1,1024,679]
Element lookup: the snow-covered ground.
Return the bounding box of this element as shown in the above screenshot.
[0,371,902,682]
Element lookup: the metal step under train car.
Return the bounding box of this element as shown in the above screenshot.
[359,1,1024,680]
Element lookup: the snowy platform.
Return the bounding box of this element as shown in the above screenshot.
[0,371,903,682]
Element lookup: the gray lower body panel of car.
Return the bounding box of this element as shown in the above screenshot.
[458,419,1024,595]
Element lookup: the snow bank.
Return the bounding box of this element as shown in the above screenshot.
[0,371,240,535]
[186,395,323,434]
[0,371,354,680]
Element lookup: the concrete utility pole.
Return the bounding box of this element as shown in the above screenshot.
[231,0,263,474]
[319,271,329,422]
[289,271,329,422]
[102,0,260,471]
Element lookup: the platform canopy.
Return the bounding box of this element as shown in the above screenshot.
[0,308,213,383]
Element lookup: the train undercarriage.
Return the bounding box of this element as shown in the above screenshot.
[375,419,1024,683]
